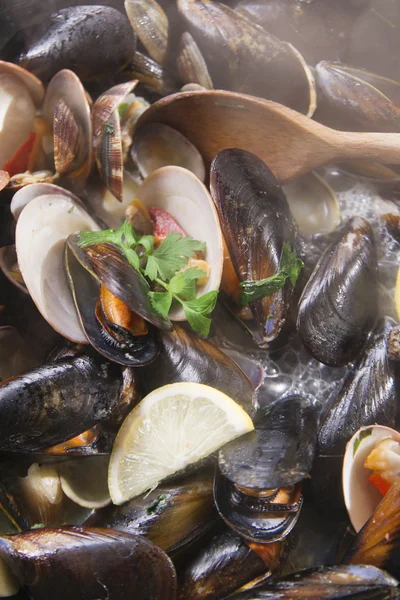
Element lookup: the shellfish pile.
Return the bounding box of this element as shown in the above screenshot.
[1,1,400,599]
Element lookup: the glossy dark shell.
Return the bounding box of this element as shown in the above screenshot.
[17,6,136,82]
[315,62,400,132]
[0,355,122,452]
[140,325,255,415]
[0,527,177,599]
[65,244,159,367]
[311,317,397,514]
[345,481,400,581]
[229,564,399,599]
[177,0,314,114]
[86,469,216,555]
[297,216,377,367]
[177,528,271,600]
[219,395,318,489]
[210,148,297,346]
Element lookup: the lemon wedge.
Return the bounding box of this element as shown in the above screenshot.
[108,382,254,505]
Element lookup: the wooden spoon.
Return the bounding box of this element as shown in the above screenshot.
[135,89,400,182]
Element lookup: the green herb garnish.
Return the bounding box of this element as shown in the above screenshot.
[103,122,115,135]
[118,102,129,120]
[147,493,170,515]
[77,223,217,337]
[353,428,373,457]
[239,242,304,306]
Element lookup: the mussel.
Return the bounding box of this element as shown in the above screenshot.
[0,354,123,452]
[0,527,177,599]
[297,216,378,367]
[211,148,298,347]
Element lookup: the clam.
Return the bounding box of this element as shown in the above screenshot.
[283,172,340,236]
[14,183,100,343]
[86,468,216,555]
[343,425,400,533]
[177,32,213,90]
[137,165,223,321]
[128,51,180,97]
[131,123,206,181]
[0,354,123,452]
[211,148,297,346]
[17,5,137,82]
[0,246,27,293]
[177,0,316,115]
[311,317,398,516]
[297,217,378,367]
[177,527,274,600]
[0,61,44,170]
[124,0,169,66]
[43,69,93,188]
[139,325,256,415]
[0,527,177,599]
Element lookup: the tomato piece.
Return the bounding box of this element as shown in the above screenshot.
[369,472,392,496]
[3,132,37,177]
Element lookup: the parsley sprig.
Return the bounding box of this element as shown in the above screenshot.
[239,242,304,305]
[77,223,218,336]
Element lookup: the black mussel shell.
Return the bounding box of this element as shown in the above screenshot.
[17,6,136,82]
[139,325,255,416]
[0,527,177,599]
[210,148,297,347]
[65,244,159,367]
[311,317,398,515]
[345,481,400,580]
[297,216,377,367]
[177,0,314,114]
[0,481,29,533]
[214,471,303,544]
[0,354,122,452]
[86,468,217,556]
[228,564,399,599]
[314,62,400,133]
[219,395,318,489]
[67,235,171,330]
[177,527,271,600]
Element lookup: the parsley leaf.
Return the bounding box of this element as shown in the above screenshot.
[145,232,205,281]
[239,242,303,305]
[168,267,206,300]
[184,308,213,337]
[149,291,173,321]
[179,290,219,337]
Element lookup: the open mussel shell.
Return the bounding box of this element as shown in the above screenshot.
[214,471,303,544]
[344,480,400,581]
[177,0,316,116]
[315,62,400,133]
[86,468,216,555]
[0,354,122,453]
[311,317,398,515]
[125,0,169,66]
[131,123,206,180]
[0,527,177,599]
[211,148,297,346]
[139,325,256,416]
[67,234,170,331]
[65,243,159,367]
[0,61,44,169]
[283,172,340,236]
[228,564,400,599]
[43,69,92,186]
[297,216,378,367]
[137,165,223,320]
[17,5,137,83]
[343,425,400,533]
[14,184,100,343]
[178,527,273,600]
[218,395,318,489]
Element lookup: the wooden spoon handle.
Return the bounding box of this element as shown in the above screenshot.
[330,131,400,164]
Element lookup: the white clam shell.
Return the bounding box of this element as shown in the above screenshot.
[15,185,100,343]
[137,165,223,321]
[342,424,400,533]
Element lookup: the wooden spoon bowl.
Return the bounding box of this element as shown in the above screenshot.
[135,90,400,182]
